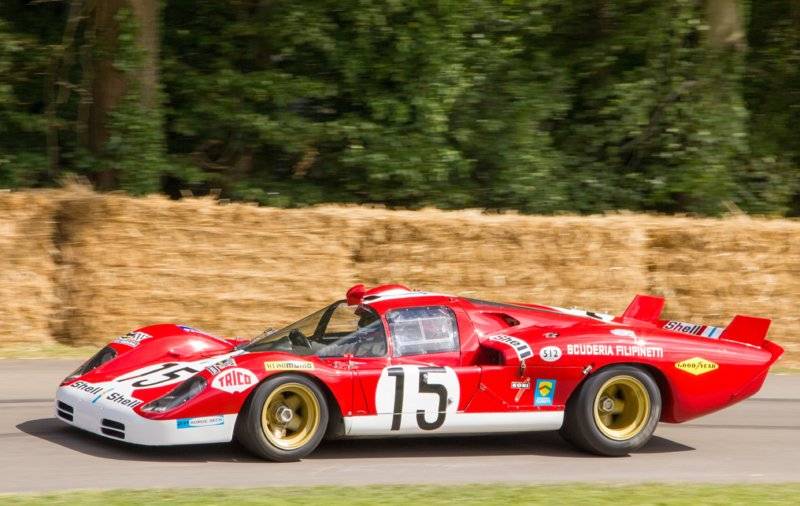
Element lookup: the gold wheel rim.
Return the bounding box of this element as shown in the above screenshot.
[260,382,320,450]
[593,375,650,441]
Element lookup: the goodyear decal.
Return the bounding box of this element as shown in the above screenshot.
[534,379,556,406]
[264,360,315,371]
[675,357,719,376]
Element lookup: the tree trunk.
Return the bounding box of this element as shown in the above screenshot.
[705,0,746,50]
[86,0,161,189]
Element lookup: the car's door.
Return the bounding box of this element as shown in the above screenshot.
[348,304,481,435]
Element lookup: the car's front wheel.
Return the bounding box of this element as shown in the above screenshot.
[237,374,329,462]
[559,365,661,456]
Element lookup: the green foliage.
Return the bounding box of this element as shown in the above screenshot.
[100,7,166,195]
[1,0,799,216]
[0,17,49,187]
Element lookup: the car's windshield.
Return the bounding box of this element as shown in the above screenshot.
[244,301,386,357]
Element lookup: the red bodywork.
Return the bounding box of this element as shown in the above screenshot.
[58,284,784,444]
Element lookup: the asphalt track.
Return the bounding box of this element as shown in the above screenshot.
[1,360,799,492]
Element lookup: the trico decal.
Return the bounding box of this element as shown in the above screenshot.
[488,335,534,361]
[113,331,152,348]
[69,381,104,395]
[566,343,664,359]
[207,357,236,375]
[539,345,562,362]
[176,415,224,429]
[264,361,315,371]
[534,379,556,407]
[211,367,258,394]
[675,357,719,376]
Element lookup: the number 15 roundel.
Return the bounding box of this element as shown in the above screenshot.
[374,365,460,432]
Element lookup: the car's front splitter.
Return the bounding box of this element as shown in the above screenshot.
[55,385,236,446]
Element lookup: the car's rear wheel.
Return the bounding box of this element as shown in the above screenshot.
[236,374,329,462]
[559,365,661,456]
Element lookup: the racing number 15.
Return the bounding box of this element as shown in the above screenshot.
[388,366,447,431]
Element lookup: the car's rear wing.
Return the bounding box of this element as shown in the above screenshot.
[621,294,774,348]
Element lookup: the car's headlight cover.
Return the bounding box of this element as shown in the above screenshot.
[64,346,117,382]
[141,376,207,413]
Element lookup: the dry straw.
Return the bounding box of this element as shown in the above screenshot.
[1,188,798,367]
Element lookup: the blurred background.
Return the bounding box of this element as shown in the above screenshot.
[0,1,798,366]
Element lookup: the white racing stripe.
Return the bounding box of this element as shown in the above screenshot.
[344,410,564,436]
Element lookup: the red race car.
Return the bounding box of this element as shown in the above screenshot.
[56,284,783,461]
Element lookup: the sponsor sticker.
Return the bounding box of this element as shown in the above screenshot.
[539,345,562,362]
[488,335,534,361]
[512,379,531,402]
[264,360,315,371]
[69,381,104,396]
[113,331,152,348]
[211,367,258,394]
[103,391,141,408]
[207,357,237,375]
[534,379,556,407]
[176,416,224,429]
[566,343,664,359]
[675,357,719,376]
[664,321,724,339]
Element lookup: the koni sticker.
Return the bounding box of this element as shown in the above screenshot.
[488,335,534,361]
[512,379,531,402]
[675,357,719,376]
[264,361,315,371]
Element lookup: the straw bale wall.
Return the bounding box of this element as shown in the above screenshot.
[0,189,797,366]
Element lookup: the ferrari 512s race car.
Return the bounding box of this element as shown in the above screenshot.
[56,284,783,461]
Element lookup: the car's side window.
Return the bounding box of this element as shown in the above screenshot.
[387,306,459,356]
[316,304,387,358]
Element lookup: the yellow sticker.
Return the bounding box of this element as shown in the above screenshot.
[264,360,315,371]
[675,357,719,376]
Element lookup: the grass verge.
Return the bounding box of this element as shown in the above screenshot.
[4,484,800,505]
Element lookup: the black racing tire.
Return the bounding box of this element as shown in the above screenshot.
[236,374,329,462]
[559,365,661,456]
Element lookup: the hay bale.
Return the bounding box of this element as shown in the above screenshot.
[644,216,800,367]
[345,208,648,314]
[54,194,357,344]
[2,188,798,367]
[0,190,60,346]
